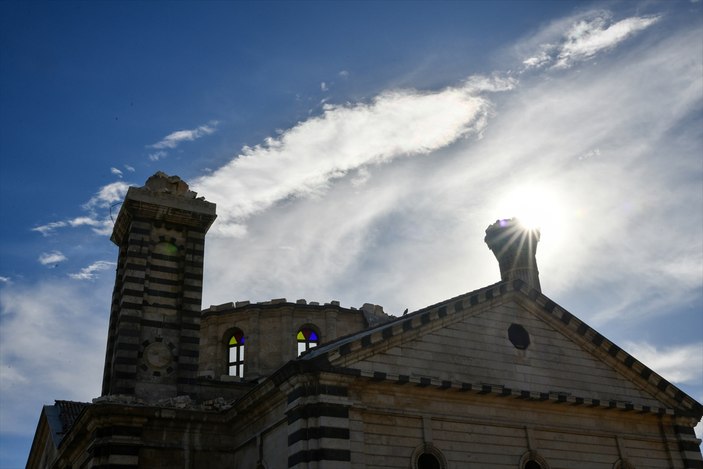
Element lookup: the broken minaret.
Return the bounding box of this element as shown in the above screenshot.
[101,172,216,401]
[484,218,541,292]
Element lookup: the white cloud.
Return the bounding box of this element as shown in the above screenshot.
[522,50,551,69]
[351,167,371,187]
[321,81,328,92]
[89,219,117,236]
[69,261,116,280]
[520,12,660,70]
[194,76,509,235]
[124,164,135,172]
[149,150,167,162]
[623,341,703,385]
[31,183,123,238]
[83,181,130,211]
[38,251,67,266]
[339,70,349,78]
[110,167,123,177]
[31,221,67,237]
[554,15,660,68]
[0,277,10,284]
[196,14,702,336]
[0,278,109,435]
[149,122,219,150]
[69,216,101,227]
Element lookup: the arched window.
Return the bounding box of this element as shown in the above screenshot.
[228,329,245,377]
[417,453,441,469]
[297,325,319,356]
[519,451,550,469]
[411,444,446,469]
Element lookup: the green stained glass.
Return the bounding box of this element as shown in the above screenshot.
[155,242,179,256]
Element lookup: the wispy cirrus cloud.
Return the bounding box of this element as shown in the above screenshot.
[147,121,219,161]
[82,181,130,210]
[32,217,107,237]
[69,216,102,228]
[194,76,514,237]
[196,8,701,337]
[69,261,115,280]
[554,15,659,68]
[31,221,68,237]
[521,12,660,70]
[149,121,219,150]
[37,251,67,266]
[0,278,109,434]
[148,150,168,162]
[32,181,129,236]
[624,341,703,385]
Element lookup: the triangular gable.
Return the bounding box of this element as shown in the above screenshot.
[304,279,702,419]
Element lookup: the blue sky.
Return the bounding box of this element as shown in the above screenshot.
[1,1,702,466]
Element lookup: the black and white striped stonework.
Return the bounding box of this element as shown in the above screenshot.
[286,384,351,468]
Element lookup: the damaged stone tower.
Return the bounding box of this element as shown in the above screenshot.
[101,172,216,400]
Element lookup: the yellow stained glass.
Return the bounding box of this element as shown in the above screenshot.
[296,331,305,340]
[229,336,237,345]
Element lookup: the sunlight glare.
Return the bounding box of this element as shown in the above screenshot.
[496,185,566,239]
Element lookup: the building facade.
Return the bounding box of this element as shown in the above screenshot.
[27,173,702,469]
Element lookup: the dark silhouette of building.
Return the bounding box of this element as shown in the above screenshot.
[28,173,702,469]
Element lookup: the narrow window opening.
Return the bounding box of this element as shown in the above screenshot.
[524,461,542,469]
[228,329,245,377]
[297,326,319,356]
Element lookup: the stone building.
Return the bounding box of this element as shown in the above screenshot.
[27,173,702,468]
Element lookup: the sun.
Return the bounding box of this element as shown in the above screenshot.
[495,185,566,237]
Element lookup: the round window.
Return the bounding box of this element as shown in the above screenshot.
[508,323,531,350]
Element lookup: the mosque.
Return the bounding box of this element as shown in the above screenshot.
[27,172,702,468]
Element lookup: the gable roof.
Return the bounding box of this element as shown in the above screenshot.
[26,400,91,468]
[299,278,702,420]
[45,400,91,447]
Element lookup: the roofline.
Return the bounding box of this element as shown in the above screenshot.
[296,278,702,419]
[26,407,50,469]
[201,299,391,328]
[300,279,507,359]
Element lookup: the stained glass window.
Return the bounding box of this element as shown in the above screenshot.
[228,329,245,377]
[297,326,319,356]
